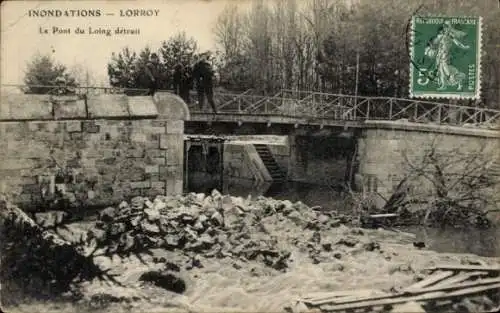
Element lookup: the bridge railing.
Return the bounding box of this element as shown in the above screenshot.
[2,84,500,127]
[278,89,500,127]
[211,90,353,118]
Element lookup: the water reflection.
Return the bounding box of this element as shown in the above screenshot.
[187,174,342,204]
[404,226,500,257]
[186,173,500,257]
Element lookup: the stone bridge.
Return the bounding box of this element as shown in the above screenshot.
[188,89,500,129]
[1,84,499,209]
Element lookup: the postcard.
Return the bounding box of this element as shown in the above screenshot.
[1,1,499,312]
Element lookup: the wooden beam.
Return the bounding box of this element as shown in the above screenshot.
[317,277,500,307]
[368,213,399,218]
[425,265,500,273]
[404,271,455,292]
[431,271,489,289]
[320,283,500,312]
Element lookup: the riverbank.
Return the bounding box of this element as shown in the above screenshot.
[189,176,500,257]
[6,238,500,313]
[2,192,499,313]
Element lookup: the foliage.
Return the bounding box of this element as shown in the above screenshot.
[107,47,139,90]
[159,32,199,71]
[23,53,78,95]
[212,0,500,107]
[107,32,201,94]
[384,137,499,228]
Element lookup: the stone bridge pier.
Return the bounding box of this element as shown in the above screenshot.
[286,120,500,208]
[354,121,500,207]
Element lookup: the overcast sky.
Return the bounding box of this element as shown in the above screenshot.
[1,0,252,86]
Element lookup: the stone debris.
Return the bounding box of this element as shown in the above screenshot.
[1,190,352,302]
[83,192,346,272]
[2,190,499,312]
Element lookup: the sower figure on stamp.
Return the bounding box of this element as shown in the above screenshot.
[424,21,469,91]
[144,53,162,96]
[192,53,217,113]
[173,62,193,104]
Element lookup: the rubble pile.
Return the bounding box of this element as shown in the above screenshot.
[3,190,498,313]
[1,189,365,300]
[86,190,351,272]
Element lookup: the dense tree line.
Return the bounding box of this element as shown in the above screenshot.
[23,0,499,108]
[213,0,500,107]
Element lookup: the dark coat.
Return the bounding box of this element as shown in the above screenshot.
[144,61,161,83]
[173,64,193,90]
[192,60,214,88]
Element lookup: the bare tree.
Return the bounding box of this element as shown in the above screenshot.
[212,0,500,107]
[214,4,244,61]
[384,136,499,227]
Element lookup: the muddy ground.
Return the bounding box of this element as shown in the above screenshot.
[2,192,499,313]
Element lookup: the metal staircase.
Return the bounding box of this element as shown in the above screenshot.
[253,144,286,182]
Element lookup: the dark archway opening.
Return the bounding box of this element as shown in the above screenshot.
[185,144,223,194]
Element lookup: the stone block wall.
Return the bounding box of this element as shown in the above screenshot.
[357,121,500,206]
[0,93,189,210]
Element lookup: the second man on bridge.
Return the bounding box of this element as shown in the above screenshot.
[173,62,193,104]
[144,53,162,96]
[192,53,217,113]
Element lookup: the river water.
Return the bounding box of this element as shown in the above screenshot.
[187,173,500,257]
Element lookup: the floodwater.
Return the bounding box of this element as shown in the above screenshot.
[187,173,500,257]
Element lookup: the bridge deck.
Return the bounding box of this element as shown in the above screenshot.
[1,84,499,129]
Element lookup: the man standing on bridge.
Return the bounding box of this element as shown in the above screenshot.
[144,53,162,96]
[192,52,217,113]
[173,62,193,105]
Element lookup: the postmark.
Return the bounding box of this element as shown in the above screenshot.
[409,16,482,100]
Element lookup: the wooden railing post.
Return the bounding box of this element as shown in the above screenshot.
[389,99,393,119]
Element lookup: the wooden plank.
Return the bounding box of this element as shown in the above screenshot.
[425,264,500,273]
[405,276,500,294]
[320,283,500,312]
[431,271,488,288]
[301,289,381,301]
[368,213,399,218]
[317,277,500,307]
[305,290,386,306]
[391,301,426,313]
[404,271,455,291]
[321,292,389,305]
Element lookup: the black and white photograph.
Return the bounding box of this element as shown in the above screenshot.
[1,0,500,312]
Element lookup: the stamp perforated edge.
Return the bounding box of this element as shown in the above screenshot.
[408,15,483,100]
